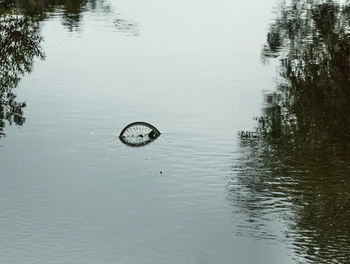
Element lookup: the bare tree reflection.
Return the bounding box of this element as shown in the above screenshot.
[232,1,350,263]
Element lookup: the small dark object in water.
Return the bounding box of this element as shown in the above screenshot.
[119,122,161,147]
[148,130,158,139]
[238,130,259,140]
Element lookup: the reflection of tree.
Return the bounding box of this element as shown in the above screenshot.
[2,0,98,30]
[0,0,138,137]
[261,0,350,144]
[232,1,350,263]
[0,15,44,137]
[1,0,137,33]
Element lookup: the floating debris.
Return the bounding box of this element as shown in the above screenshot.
[114,18,139,36]
[238,130,260,140]
[119,122,161,147]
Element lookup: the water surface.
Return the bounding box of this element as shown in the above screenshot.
[1,0,349,263]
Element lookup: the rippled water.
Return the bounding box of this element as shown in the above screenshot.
[1,0,349,263]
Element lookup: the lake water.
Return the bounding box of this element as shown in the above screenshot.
[1,0,349,263]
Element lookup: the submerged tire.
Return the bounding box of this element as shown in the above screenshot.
[119,122,161,146]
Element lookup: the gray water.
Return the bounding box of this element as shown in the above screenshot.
[1,0,350,263]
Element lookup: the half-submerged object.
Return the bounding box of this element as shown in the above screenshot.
[119,122,161,147]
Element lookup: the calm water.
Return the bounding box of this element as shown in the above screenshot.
[1,0,349,263]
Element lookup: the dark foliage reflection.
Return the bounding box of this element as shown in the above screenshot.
[0,0,134,32]
[0,15,44,137]
[0,0,138,137]
[232,1,350,263]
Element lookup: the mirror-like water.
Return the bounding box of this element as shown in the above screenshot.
[1,0,349,263]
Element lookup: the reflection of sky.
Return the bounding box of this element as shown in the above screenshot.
[30,0,278,134]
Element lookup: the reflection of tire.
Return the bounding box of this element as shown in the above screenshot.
[119,122,161,147]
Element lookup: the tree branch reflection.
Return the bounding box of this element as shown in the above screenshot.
[0,15,44,137]
[233,1,350,263]
[0,0,138,137]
